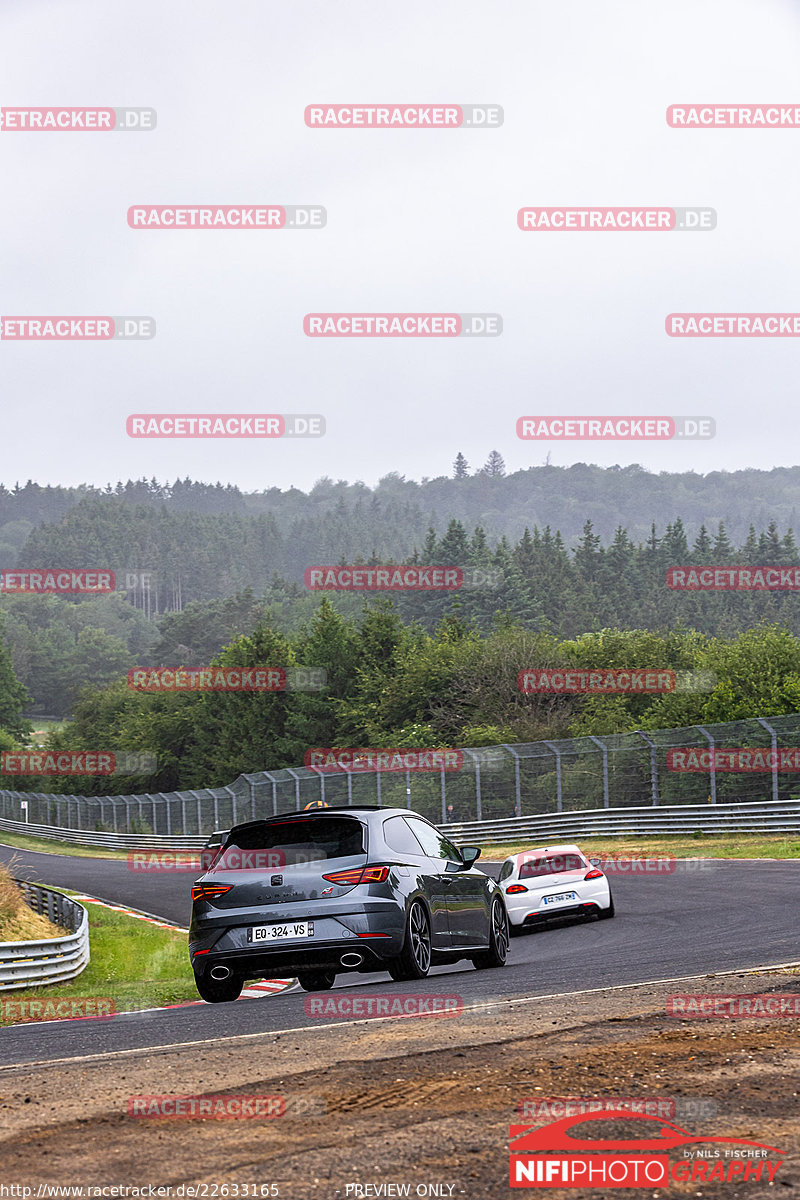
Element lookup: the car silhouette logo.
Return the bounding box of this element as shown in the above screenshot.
[270,875,283,886]
[510,1111,784,1155]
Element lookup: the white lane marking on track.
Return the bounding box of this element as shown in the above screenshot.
[2,958,798,1072]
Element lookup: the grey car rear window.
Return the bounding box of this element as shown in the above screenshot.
[224,817,365,865]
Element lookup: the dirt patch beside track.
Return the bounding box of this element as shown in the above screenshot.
[1,969,798,1199]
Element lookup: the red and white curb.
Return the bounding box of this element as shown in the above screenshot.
[72,893,189,933]
[70,891,297,1004]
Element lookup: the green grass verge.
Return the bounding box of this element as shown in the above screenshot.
[481,833,800,859]
[0,889,198,1025]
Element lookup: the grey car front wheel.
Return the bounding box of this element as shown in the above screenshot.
[472,898,509,969]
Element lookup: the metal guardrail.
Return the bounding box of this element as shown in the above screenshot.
[0,816,207,850]
[0,882,90,990]
[443,799,800,846]
[1,799,799,853]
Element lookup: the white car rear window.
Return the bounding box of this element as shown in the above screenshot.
[519,853,585,879]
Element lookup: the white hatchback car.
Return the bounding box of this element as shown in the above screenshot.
[499,844,614,932]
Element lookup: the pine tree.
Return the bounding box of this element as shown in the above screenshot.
[480,450,506,478]
[453,453,469,479]
[692,524,712,561]
[712,522,734,562]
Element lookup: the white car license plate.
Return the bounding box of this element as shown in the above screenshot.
[248,921,315,943]
[542,891,578,905]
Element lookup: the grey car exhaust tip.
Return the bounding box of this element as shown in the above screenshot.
[340,952,364,968]
[210,965,232,981]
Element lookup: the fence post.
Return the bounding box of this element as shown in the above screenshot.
[258,772,276,818]
[636,732,659,805]
[756,718,780,802]
[440,761,446,823]
[180,792,187,835]
[287,768,301,811]
[189,791,201,833]
[587,736,610,807]
[225,786,236,828]
[462,751,482,821]
[212,790,220,830]
[309,766,325,805]
[543,742,563,813]
[502,745,522,817]
[697,726,717,804]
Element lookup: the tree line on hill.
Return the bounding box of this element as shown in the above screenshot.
[1,602,800,796]
[4,512,800,717]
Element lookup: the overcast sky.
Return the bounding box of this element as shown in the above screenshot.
[1,0,799,493]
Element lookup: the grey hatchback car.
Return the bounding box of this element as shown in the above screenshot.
[189,805,509,1000]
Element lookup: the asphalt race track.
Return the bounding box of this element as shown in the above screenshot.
[1,843,798,1069]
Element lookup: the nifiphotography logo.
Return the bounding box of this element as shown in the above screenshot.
[509,1110,784,1187]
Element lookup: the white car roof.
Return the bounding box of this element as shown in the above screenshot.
[503,844,586,864]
